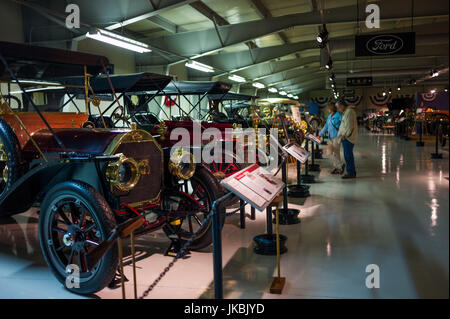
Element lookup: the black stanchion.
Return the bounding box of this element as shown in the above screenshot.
[301,140,316,183]
[288,159,310,198]
[254,204,288,255]
[431,120,443,159]
[308,138,321,172]
[416,120,425,147]
[211,201,224,299]
[239,199,246,229]
[250,206,256,220]
[276,158,301,225]
[314,129,324,159]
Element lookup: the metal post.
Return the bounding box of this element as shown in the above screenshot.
[266,206,273,235]
[240,199,246,229]
[250,207,256,220]
[282,159,288,212]
[211,202,223,299]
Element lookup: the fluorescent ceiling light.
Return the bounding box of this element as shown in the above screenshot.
[185,60,214,73]
[10,86,65,94]
[287,93,294,98]
[293,95,299,99]
[86,29,151,53]
[268,87,278,93]
[279,91,287,96]
[17,79,61,86]
[252,82,265,89]
[228,74,246,83]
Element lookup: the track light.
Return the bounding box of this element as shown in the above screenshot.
[325,58,333,70]
[397,85,401,91]
[86,29,151,53]
[431,70,439,77]
[317,24,329,47]
[382,91,386,96]
[185,60,214,73]
[329,73,335,81]
[228,74,246,83]
[388,88,392,94]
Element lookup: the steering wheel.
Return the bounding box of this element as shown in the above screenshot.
[111,106,130,127]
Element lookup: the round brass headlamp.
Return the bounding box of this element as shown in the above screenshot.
[168,148,196,180]
[106,154,141,192]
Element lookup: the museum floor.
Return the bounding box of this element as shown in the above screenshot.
[0,130,448,299]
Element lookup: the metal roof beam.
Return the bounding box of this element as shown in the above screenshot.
[147,15,186,33]
[189,1,258,49]
[143,3,448,58]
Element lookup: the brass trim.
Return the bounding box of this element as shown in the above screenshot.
[106,154,141,192]
[168,148,196,180]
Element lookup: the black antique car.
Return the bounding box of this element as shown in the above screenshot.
[0,43,224,294]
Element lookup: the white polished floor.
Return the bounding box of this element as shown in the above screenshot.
[0,130,448,299]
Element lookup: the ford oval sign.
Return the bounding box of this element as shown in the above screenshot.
[366,35,403,55]
[355,32,415,57]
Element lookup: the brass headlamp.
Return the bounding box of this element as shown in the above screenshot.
[106,153,141,192]
[168,148,196,180]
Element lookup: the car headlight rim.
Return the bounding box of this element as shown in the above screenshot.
[106,154,141,192]
[168,148,196,180]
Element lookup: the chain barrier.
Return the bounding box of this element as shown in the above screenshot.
[139,207,218,299]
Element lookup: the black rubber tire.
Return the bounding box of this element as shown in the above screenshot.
[38,181,118,295]
[178,166,225,250]
[0,118,22,202]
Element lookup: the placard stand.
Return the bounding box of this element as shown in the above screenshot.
[308,139,321,172]
[416,120,425,147]
[314,129,324,159]
[431,119,443,159]
[288,159,311,198]
[274,156,301,225]
[301,140,316,183]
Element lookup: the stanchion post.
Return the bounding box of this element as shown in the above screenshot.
[269,206,286,294]
[266,206,273,235]
[282,159,288,212]
[131,232,137,299]
[250,207,256,220]
[118,238,126,299]
[211,201,223,299]
[431,119,443,159]
[240,199,246,229]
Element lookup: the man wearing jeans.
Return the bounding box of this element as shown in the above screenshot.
[336,100,358,179]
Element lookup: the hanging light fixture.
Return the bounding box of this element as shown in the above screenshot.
[86,29,151,53]
[185,60,215,73]
[252,82,265,89]
[228,74,246,83]
[325,58,333,70]
[279,91,287,96]
[317,24,329,47]
[268,87,278,93]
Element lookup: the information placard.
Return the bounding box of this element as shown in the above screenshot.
[291,106,301,124]
[305,132,322,145]
[221,164,284,211]
[282,142,310,163]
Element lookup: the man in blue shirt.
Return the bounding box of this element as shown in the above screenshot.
[319,103,345,174]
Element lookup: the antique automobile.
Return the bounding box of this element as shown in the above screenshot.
[207,92,257,128]
[0,44,225,294]
[90,80,249,180]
